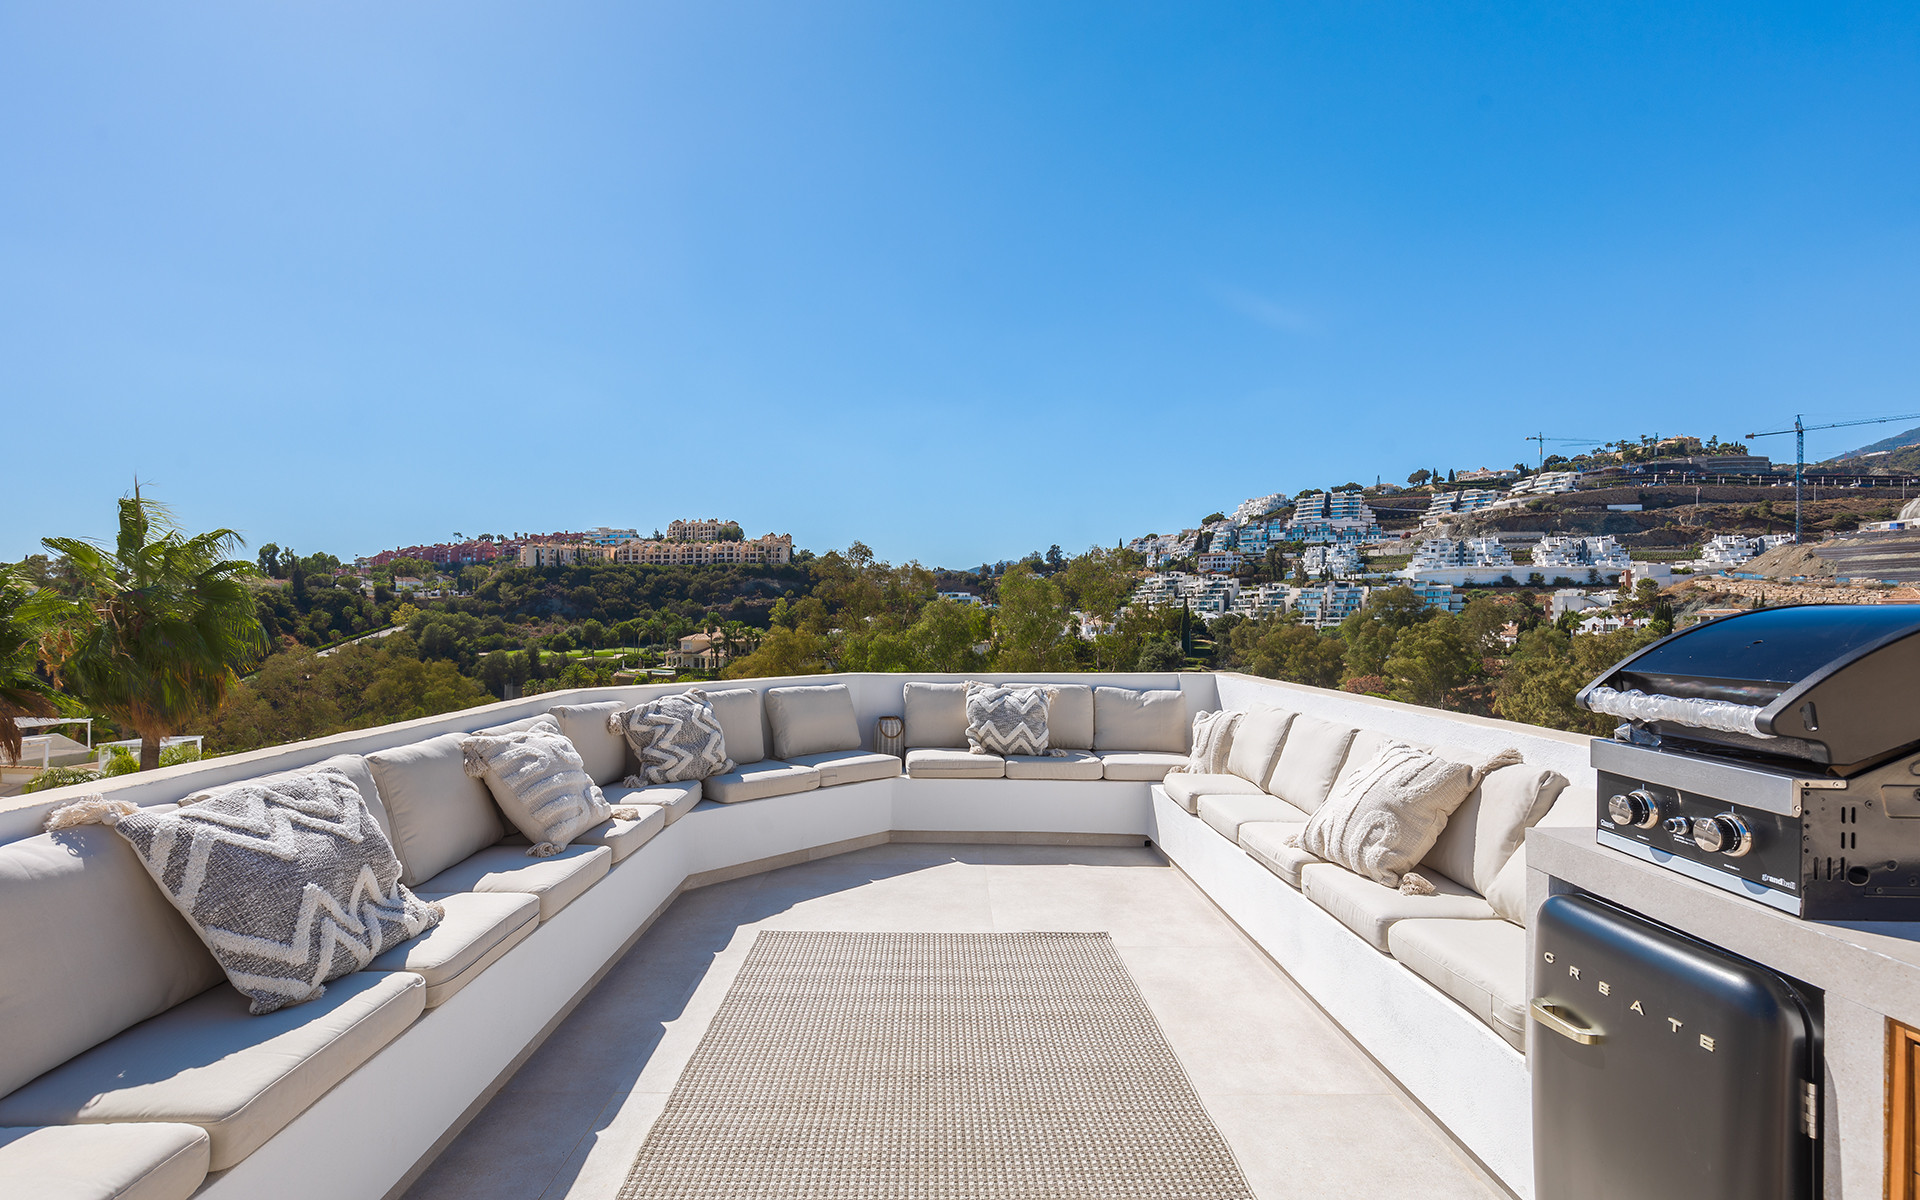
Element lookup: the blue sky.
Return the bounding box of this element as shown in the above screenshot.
[4,3,1917,568]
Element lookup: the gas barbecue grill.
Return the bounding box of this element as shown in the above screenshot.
[1576,603,1920,919]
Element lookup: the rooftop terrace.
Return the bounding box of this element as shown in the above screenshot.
[0,669,1910,1200]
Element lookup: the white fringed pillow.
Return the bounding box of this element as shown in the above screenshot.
[1169,710,1240,776]
[461,716,618,857]
[1290,742,1475,894]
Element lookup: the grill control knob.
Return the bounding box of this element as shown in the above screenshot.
[1691,813,1753,857]
[1607,789,1663,829]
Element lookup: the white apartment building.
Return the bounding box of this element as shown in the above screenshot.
[1507,470,1579,497]
[936,591,982,607]
[1231,493,1288,522]
[1303,544,1363,578]
[580,527,640,545]
[1697,534,1794,569]
[1455,467,1519,483]
[1530,536,1630,582]
[1550,589,1615,620]
[1398,538,1517,586]
[1130,572,1240,616]
[665,518,738,542]
[1228,580,1461,626]
[518,543,615,568]
[1282,491,1381,544]
[613,533,794,567]
[1421,488,1505,527]
[1196,550,1242,574]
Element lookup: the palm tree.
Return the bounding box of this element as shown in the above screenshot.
[29,492,267,771]
[0,567,60,763]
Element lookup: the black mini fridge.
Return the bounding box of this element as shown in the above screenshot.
[1532,894,1820,1200]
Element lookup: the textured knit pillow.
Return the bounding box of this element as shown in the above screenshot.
[462,716,616,857]
[1289,742,1475,894]
[964,682,1054,756]
[610,690,735,784]
[43,769,442,1015]
[1169,710,1240,776]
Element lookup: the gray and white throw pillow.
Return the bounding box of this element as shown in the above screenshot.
[609,689,735,784]
[1290,742,1475,894]
[44,768,441,1015]
[1169,709,1240,776]
[964,682,1054,756]
[462,716,615,856]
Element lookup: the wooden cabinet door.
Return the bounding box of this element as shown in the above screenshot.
[1893,1020,1920,1200]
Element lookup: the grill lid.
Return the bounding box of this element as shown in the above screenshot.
[1578,604,1920,771]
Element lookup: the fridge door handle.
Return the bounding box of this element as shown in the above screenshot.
[1530,999,1603,1045]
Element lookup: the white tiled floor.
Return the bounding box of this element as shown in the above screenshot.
[404,842,1507,1200]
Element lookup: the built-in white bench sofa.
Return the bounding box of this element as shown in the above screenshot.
[0,671,1589,1200]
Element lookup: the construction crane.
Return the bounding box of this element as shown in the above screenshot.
[1745,412,1920,543]
[1524,433,1606,469]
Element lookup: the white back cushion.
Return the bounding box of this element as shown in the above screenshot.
[766,684,861,759]
[704,688,767,765]
[1227,707,1295,786]
[1265,715,1358,813]
[367,733,509,886]
[1092,687,1187,753]
[1424,762,1569,896]
[903,682,968,749]
[0,825,225,1097]
[1485,848,1530,926]
[548,700,631,785]
[1045,684,1095,750]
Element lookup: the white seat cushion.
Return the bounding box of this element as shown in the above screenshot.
[703,760,822,803]
[1003,751,1104,780]
[1264,715,1357,814]
[0,972,425,1172]
[604,779,701,824]
[1388,918,1528,1050]
[1299,863,1497,952]
[1197,793,1312,842]
[905,747,1005,779]
[573,806,667,861]
[785,750,903,788]
[417,843,611,921]
[367,891,539,1007]
[1098,751,1188,781]
[765,684,862,760]
[1161,771,1264,813]
[0,1123,211,1200]
[1238,821,1318,887]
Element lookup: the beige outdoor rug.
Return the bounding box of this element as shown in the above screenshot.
[618,930,1253,1199]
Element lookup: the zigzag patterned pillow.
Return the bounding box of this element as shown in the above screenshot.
[45,768,442,1015]
[462,716,613,856]
[964,682,1055,756]
[610,690,735,784]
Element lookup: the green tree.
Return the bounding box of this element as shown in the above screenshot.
[0,568,60,762]
[1383,617,1478,707]
[1136,634,1184,672]
[1338,586,1432,677]
[1055,546,1142,626]
[1231,615,1346,688]
[906,598,987,672]
[31,494,267,770]
[991,565,1075,671]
